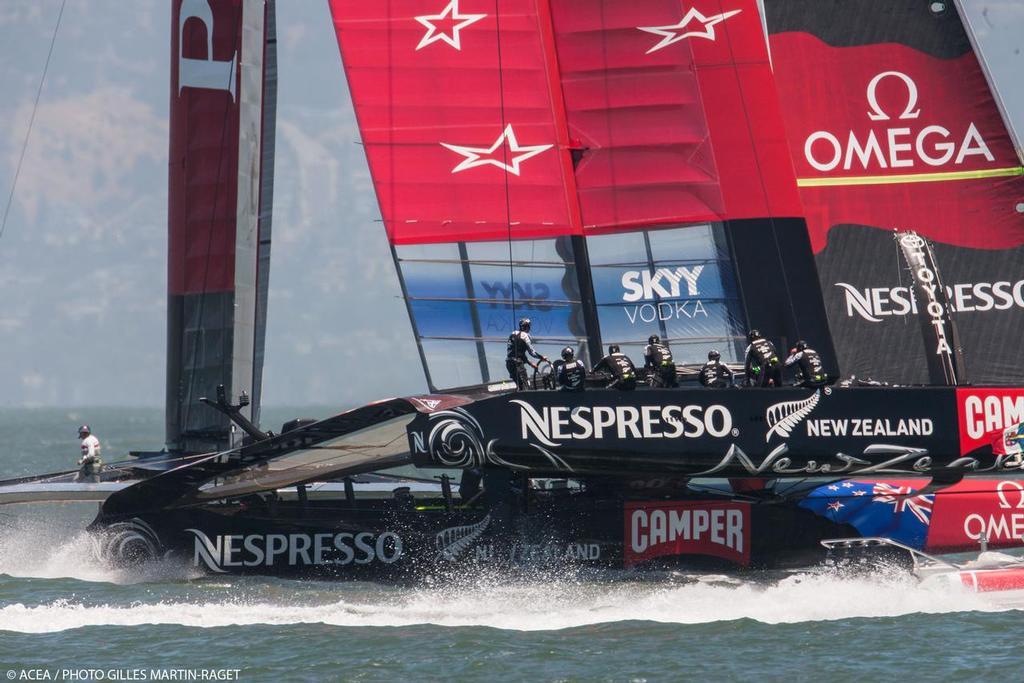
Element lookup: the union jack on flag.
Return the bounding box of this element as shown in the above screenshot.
[871,483,934,525]
[799,479,932,548]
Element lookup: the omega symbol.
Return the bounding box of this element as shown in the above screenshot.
[996,480,1024,510]
[866,71,921,121]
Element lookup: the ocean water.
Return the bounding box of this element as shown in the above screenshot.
[0,408,1021,682]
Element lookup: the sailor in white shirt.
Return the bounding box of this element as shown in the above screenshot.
[76,424,102,482]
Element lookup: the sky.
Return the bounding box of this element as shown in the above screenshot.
[0,1,425,409]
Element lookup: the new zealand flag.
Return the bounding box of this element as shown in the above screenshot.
[799,480,934,548]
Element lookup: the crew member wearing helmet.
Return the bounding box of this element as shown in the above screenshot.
[744,330,782,387]
[785,340,827,388]
[699,350,734,388]
[554,346,587,392]
[643,334,678,388]
[593,344,637,391]
[506,318,548,390]
[76,425,102,482]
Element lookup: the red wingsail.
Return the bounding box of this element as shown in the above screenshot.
[331,0,580,245]
[330,0,803,245]
[169,0,244,295]
[329,0,818,389]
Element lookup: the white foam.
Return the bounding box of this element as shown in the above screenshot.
[0,570,1009,634]
[0,512,1013,633]
[0,511,198,584]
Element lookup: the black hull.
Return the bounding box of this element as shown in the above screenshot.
[92,478,862,579]
[69,383,1024,580]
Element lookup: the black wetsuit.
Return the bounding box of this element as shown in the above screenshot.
[555,359,587,392]
[785,347,827,388]
[506,330,542,390]
[699,360,734,388]
[644,343,678,388]
[594,352,637,391]
[745,338,782,387]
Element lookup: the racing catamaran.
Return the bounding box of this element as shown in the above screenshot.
[2,0,1024,580]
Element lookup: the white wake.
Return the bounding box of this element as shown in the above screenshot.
[0,570,1009,633]
[0,510,1013,634]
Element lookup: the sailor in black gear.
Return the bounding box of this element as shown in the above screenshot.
[744,329,782,387]
[785,340,827,388]
[644,334,678,388]
[506,318,547,390]
[699,349,734,388]
[554,346,586,392]
[593,344,637,391]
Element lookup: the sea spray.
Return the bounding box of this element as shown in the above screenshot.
[0,567,1006,634]
[0,508,199,584]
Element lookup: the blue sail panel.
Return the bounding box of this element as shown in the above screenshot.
[586,224,749,363]
[395,237,588,391]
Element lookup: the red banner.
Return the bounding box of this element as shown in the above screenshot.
[624,500,751,567]
[168,0,243,295]
[956,388,1024,454]
[928,479,1024,552]
[771,32,1024,254]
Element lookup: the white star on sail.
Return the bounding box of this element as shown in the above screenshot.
[440,124,553,176]
[415,0,486,51]
[638,7,742,54]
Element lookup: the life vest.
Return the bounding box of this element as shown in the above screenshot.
[506,331,532,360]
[558,359,586,390]
[749,338,779,367]
[797,347,826,383]
[700,361,732,388]
[606,353,636,380]
[647,343,674,367]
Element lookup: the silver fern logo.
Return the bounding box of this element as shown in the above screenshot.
[765,391,821,442]
[435,515,491,561]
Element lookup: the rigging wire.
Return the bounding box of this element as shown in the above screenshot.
[0,0,67,244]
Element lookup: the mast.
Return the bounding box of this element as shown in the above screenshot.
[895,231,968,385]
[166,0,277,454]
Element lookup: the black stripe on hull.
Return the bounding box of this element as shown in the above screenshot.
[764,0,971,59]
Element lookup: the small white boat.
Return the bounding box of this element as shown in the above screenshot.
[823,537,1024,601]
